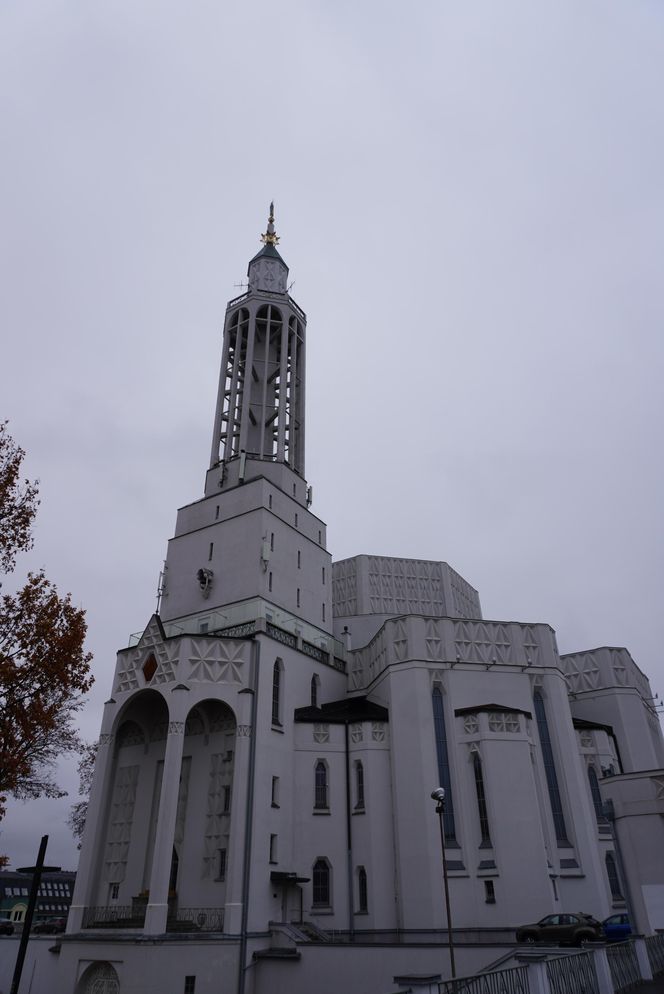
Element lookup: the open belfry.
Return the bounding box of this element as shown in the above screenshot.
[58,209,664,994]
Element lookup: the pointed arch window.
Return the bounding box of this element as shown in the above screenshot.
[606,852,623,901]
[533,691,570,845]
[432,686,457,842]
[472,752,492,847]
[272,659,283,727]
[312,858,331,907]
[358,866,368,913]
[314,760,329,809]
[588,766,607,825]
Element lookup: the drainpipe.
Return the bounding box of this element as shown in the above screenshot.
[237,638,260,994]
[344,721,355,941]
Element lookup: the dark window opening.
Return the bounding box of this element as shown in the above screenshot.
[534,691,570,844]
[272,661,282,726]
[355,761,365,810]
[432,687,457,842]
[473,752,492,847]
[358,866,368,913]
[484,880,496,904]
[606,852,623,901]
[312,859,330,907]
[314,761,328,809]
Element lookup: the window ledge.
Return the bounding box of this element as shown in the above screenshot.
[272,725,284,734]
[311,908,333,916]
[312,809,331,816]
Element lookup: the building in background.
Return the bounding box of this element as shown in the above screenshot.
[53,209,664,994]
[0,869,76,925]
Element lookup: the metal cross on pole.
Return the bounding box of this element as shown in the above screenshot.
[10,835,61,994]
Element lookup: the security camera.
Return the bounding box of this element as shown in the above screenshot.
[431,787,446,802]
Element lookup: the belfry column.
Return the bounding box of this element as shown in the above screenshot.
[223,684,256,933]
[144,719,186,934]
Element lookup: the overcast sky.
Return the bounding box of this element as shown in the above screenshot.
[1,0,663,870]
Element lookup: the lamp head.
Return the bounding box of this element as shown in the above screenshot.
[431,787,446,803]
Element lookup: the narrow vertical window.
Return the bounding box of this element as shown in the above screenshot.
[534,691,570,844]
[358,866,368,913]
[484,880,496,904]
[606,852,623,901]
[432,687,457,842]
[270,532,274,551]
[215,505,220,519]
[314,761,328,809]
[268,571,273,592]
[312,859,330,906]
[318,530,322,544]
[110,883,119,901]
[295,513,298,527]
[322,602,325,622]
[588,766,607,825]
[297,588,301,608]
[269,834,278,864]
[473,752,492,847]
[217,848,227,880]
[208,542,214,561]
[272,660,282,726]
[298,550,301,568]
[269,494,273,509]
[355,761,365,810]
[271,776,280,807]
[311,675,319,708]
[322,566,325,584]
[293,483,297,496]
[184,978,196,994]
[223,786,231,812]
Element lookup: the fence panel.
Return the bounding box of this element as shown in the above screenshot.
[546,951,599,994]
[646,933,664,976]
[439,965,530,994]
[607,941,641,992]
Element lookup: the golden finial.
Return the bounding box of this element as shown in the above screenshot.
[260,201,280,246]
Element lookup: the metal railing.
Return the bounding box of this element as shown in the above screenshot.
[646,932,664,976]
[546,950,599,994]
[172,907,224,932]
[439,965,530,994]
[606,941,640,992]
[82,906,144,928]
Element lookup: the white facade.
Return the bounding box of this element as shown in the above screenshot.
[54,211,664,994]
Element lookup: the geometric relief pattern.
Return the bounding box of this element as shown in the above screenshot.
[371,722,386,743]
[366,557,446,616]
[393,619,408,661]
[425,619,443,660]
[185,638,246,683]
[463,714,479,735]
[488,712,520,733]
[454,621,513,664]
[103,765,139,883]
[331,559,358,616]
[652,777,664,801]
[83,963,120,994]
[114,616,179,693]
[449,566,481,619]
[313,724,330,743]
[203,753,232,878]
[561,652,601,693]
[521,626,540,665]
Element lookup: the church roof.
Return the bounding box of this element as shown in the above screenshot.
[248,242,287,268]
[294,696,389,724]
[454,703,533,718]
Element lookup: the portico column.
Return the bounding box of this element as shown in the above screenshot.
[144,720,186,934]
[224,689,254,933]
[67,722,117,932]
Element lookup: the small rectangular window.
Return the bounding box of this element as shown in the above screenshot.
[322,567,325,584]
[270,834,278,864]
[270,532,274,551]
[293,483,297,496]
[297,588,301,608]
[298,550,301,568]
[295,513,298,527]
[223,786,231,812]
[484,880,496,904]
[318,530,322,544]
[208,542,214,561]
[217,849,227,881]
[110,883,119,901]
[215,505,220,520]
[322,603,325,623]
[271,776,280,808]
[184,977,196,994]
[269,571,273,592]
[199,622,208,634]
[269,494,273,509]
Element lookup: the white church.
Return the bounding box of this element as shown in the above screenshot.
[53,209,664,994]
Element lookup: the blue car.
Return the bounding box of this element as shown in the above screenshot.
[603,913,632,942]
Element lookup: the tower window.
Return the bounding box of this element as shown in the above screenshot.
[269,494,273,509]
[215,505,220,519]
[269,572,273,593]
[295,513,299,527]
[322,602,325,622]
[311,674,320,708]
[606,852,623,901]
[217,849,227,880]
[272,659,283,727]
[270,532,274,551]
[358,866,368,913]
[322,566,325,584]
[432,686,457,843]
[354,761,365,811]
[293,483,297,496]
[270,834,278,864]
[298,550,301,568]
[318,530,322,544]
[271,776,280,808]
[297,588,301,608]
[473,752,492,847]
[484,880,496,904]
[314,760,329,809]
[223,786,231,812]
[208,542,214,561]
[312,859,331,907]
[534,691,570,845]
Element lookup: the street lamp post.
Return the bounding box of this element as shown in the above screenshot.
[431,788,456,981]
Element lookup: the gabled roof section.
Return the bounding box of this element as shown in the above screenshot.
[294,696,389,724]
[454,703,532,719]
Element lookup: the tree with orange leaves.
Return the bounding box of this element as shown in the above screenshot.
[0,422,93,821]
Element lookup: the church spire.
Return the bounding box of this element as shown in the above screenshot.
[260,202,280,247]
